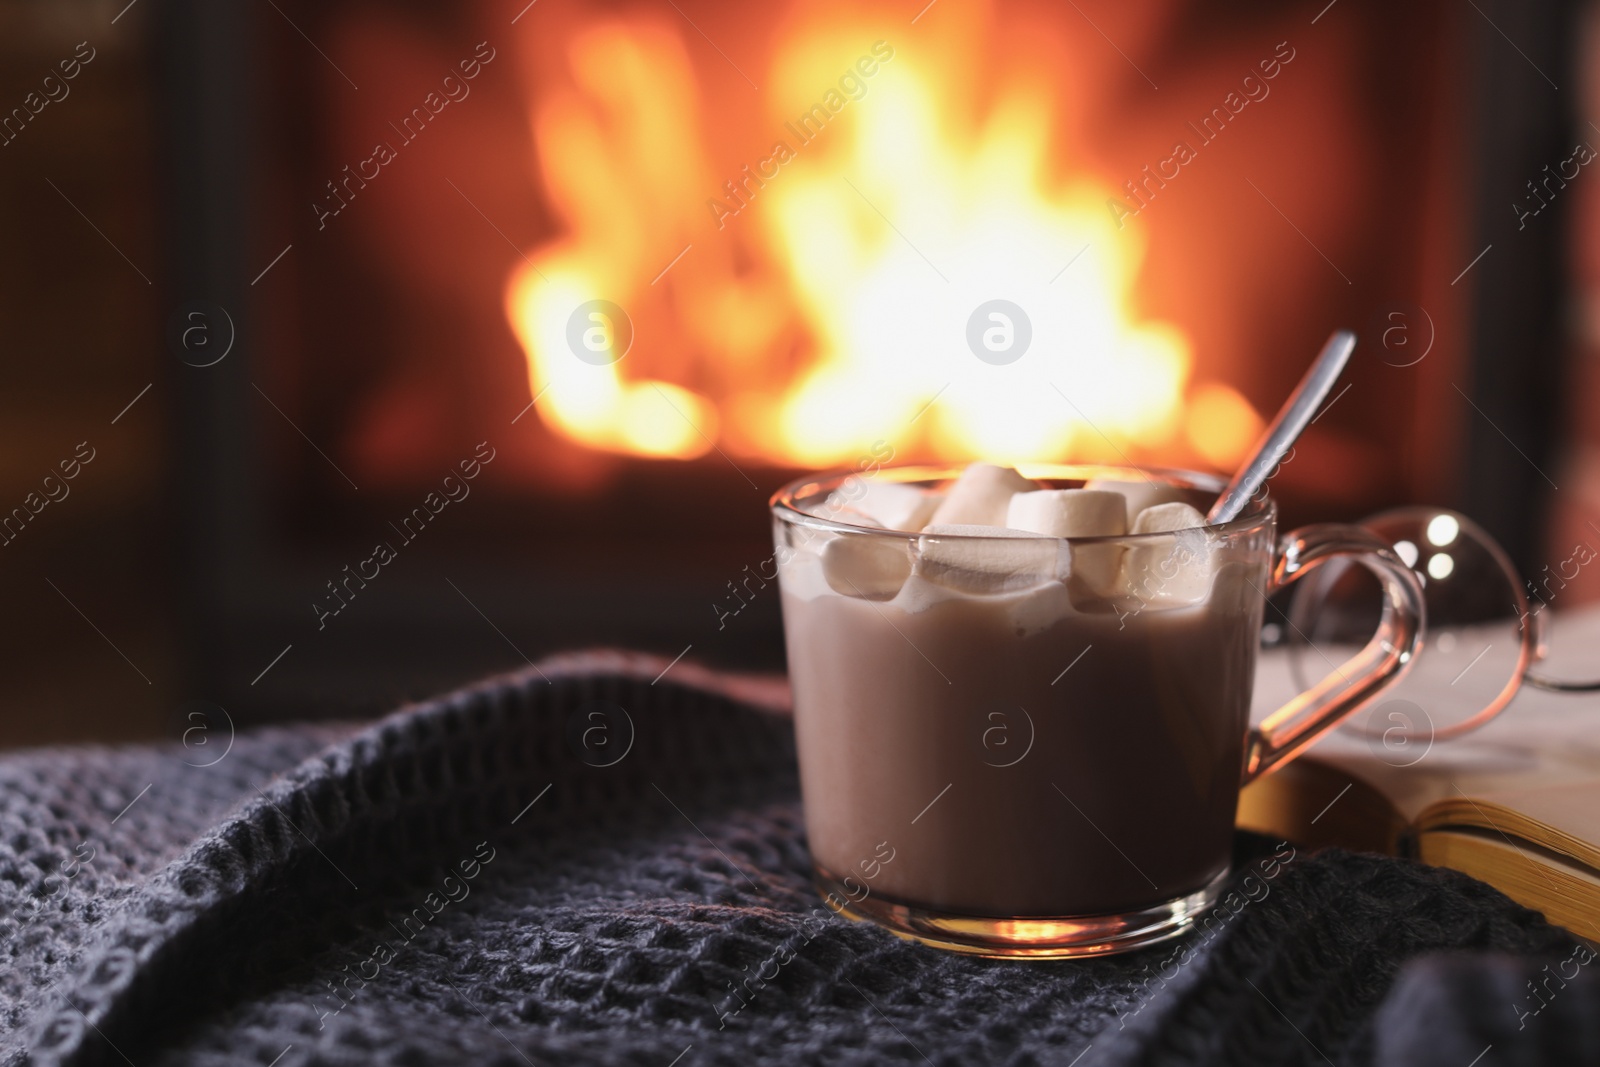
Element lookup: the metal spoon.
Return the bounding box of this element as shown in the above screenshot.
[1206,329,1357,525]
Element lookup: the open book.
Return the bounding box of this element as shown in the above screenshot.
[1238,605,1600,942]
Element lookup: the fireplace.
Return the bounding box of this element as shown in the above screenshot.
[144,0,1579,721]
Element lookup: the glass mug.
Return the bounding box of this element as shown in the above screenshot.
[769,464,1424,957]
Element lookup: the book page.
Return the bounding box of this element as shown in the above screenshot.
[1422,783,1600,872]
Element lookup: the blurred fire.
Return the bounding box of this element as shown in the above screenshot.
[503,11,1261,469]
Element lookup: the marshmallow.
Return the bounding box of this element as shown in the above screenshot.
[1123,502,1213,606]
[813,481,880,524]
[1083,477,1193,527]
[1005,489,1127,538]
[824,479,940,532]
[811,498,881,528]
[1130,502,1208,535]
[1006,489,1128,596]
[927,464,1036,527]
[821,535,912,599]
[916,524,1059,594]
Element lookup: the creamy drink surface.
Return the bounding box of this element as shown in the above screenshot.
[778,523,1268,918]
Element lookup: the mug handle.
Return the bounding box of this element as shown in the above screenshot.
[1241,523,1426,785]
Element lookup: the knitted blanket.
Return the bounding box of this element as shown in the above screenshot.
[0,653,1591,1067]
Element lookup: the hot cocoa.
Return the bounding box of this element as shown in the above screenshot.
[776,466,1267,919]
[771,462,1423,955]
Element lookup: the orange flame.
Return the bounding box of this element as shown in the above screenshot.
[504,14,1260,469]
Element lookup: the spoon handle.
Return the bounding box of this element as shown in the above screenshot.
[1206,329,1357,526]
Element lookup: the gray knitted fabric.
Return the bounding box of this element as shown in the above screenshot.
[0,652,1582,1067]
